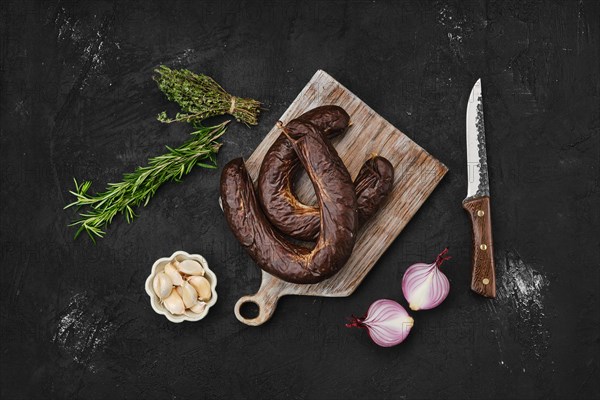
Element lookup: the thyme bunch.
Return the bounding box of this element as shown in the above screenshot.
[154,65,261,126]
[65,122,228,241]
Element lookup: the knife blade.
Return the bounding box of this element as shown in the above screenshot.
[463,78,496,298]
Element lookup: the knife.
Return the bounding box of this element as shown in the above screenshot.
[463,78,496,298]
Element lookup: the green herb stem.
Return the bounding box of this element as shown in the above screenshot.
[65,122,228,241]
[153,65,261,126]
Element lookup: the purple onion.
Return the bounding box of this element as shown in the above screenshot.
[346,299,414,347]
[402,248,451,311]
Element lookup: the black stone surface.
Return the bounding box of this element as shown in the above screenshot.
[1,1,599,399]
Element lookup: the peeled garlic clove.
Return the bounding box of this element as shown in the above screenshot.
[152,272,173,300]
[187,275,212,301]
[176,259,205,276]
[162,290,185,315]
[177,281,198,309]
[164,262,184,286]
[189,301,207,314]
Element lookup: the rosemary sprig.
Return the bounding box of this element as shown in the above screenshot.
[65,122,228,241]
[154,65,261,126]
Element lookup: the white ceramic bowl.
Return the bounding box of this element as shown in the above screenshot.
[145,251,218,323]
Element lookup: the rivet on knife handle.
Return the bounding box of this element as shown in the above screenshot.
[462,196,496,298]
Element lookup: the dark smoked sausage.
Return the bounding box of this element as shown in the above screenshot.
[220,121,358,284]
[355,156,394,226]
[258,106,394,241]
[257,106,350,240]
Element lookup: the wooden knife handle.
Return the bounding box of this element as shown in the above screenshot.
[462,196,496,298]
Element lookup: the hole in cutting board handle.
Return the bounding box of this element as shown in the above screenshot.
[238,301,260,320]
[234,293,279,326]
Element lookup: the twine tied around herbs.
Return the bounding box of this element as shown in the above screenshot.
[153,65,261,126]
[229,96,237,114]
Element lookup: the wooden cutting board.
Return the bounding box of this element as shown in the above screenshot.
[234,70,447,326]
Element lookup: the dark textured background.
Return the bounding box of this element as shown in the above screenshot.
[1,1,599,399]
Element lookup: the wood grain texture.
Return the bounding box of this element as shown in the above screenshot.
[462,196,496,298]
[234,70,448,325]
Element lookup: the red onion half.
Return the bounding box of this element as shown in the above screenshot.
[346,299,414,347]
[402,248,451,311]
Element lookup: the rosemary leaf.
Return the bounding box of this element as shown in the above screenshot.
[65,122,228,241]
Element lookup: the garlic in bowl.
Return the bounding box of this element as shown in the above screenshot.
[145,251,217,323]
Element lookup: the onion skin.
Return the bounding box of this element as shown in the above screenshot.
[402,248,451,311]
[346,299,414,347]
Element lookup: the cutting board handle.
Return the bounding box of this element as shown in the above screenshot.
[234,283,284,326]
